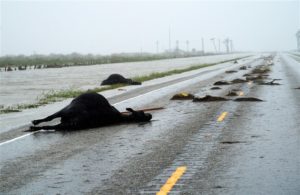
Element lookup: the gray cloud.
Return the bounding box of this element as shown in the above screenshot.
[1,0,299,56]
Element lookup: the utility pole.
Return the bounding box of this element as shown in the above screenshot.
[202,37,205,54]
[186,40,189,53]
[169,26,172,53]
[230,40,233,52]
[176,40,179,51]
[218,39,221,53]
[223,38,230,53]
[297,30,300,51]
[210,38,218,53]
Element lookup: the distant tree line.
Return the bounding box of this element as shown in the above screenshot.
[0,51,211,71]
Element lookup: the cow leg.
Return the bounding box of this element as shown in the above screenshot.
[28,123,71,132]
[32,111,61,125]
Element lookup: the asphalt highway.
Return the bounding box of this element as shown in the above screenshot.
[0,53,299,194]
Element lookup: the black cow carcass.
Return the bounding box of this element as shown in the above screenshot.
[29,92,152,131]
[101,74,141,85]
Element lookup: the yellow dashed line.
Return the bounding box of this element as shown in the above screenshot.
[217,112,228,122]
[157,166,187,195]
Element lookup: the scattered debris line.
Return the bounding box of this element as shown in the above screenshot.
[234,97,263,102]
[171,92,195,100]
[193,95,228,102]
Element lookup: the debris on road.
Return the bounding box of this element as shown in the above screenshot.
[171,92,195,100]
[258,79,281,85]
[226,91,240,96]
[121,107,164,114]
[245,75,264,81]
[225,70,238,74]
[220,141,247,144]
[214,80,230,85]
[239,66,247,70]
[252,65,270,74]
[211,87,221,90]
[193,95,228,102]
[234,97,263,102]
[231,78,248,84]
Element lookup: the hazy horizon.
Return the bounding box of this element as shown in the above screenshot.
[1,0,299,56]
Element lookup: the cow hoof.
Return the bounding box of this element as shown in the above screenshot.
[28,126,41,131]
[32,120,39,125]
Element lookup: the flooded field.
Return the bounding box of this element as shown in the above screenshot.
[0,54,249,107]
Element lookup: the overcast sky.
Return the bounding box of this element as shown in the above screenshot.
[0,0,299,56]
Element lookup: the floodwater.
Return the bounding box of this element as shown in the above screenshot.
[0,54,248,106]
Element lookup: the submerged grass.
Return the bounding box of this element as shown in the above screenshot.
[132,63,212,82]
[0,84,127,114]
[0,56,248,114]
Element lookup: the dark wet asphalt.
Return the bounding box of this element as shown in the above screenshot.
[1,54,299,194]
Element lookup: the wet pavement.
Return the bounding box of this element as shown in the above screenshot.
[176,53,300,195]
[0,53,299,194]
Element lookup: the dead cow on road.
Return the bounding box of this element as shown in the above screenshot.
[29,92,152,131]
[101,74,141,85]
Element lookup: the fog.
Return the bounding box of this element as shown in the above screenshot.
[1,0,299,56]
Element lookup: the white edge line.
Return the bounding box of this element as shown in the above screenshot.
[0,132,35,146]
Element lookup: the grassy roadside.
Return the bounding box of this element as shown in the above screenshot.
[0,56,249,114]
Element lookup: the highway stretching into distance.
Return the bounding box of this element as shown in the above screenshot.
[0,53,299,194]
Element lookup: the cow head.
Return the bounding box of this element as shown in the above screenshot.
[126,108,152,122]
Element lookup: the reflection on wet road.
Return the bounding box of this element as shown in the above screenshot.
[1,53,299,194]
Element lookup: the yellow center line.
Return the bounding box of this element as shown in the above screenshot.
[217,112,228,122]
[156,166,187,195]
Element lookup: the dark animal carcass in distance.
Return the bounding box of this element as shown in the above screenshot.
[101,74,141,85]
[29,92,152,131]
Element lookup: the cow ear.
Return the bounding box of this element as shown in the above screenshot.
[126,108,134,113]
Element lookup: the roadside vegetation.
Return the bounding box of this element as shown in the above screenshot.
[0,56,248,114]
[0,52,214,70]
